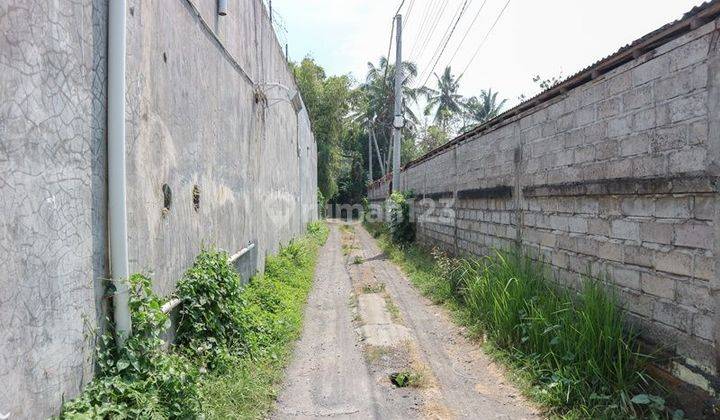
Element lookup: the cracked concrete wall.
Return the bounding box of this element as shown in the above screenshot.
[369,16,720,395]
[0,1,108,417]
[0,0,316,417]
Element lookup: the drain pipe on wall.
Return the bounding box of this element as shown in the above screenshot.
[108,0,132,346]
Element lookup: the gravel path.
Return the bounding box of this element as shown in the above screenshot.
[273,221,539,419]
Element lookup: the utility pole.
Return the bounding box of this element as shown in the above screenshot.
[368,126,373,183]
[391,14,403,193]
[269,0,273,23]
[371,128,385,175]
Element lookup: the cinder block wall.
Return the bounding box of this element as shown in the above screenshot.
[370,14,720,393]
[0,0,316,417]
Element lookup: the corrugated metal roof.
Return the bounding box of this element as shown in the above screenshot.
[371,0,720,186]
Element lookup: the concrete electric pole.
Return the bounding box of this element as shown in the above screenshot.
[391,14,403,193]
[368,126,373,183]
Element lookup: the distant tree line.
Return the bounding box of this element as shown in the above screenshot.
[292,57,510,205]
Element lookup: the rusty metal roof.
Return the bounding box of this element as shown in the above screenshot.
[370,0,720,187]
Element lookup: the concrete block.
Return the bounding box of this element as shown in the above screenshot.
[669,36,711,71]
[633,108,656,131]
[689,119,708,145]
[623,84,654,110]
[624,244,655,268]
[641,272,676,299]
[677,281,713,312]
[588,219,610,236]
[599,240,624,262]
[576,105,596,126]
[598,97,623,118]
[655,251,693,277]
[669,147,706,173]
[608,116,632,138]
[567,216,588,233]
[674,222,713,249]
[640,221,673,244]
[655,196,691,218]
[694,255,715,281]
[611,219,640,241]
[652,125,687,152]
[656,63,708,100]
[599,197,622,216]
[668,92,708,123]
[693,313,714,341]
[606,71,632,94]
[607,160,633,178]
[574,145,595,163]
[612,265,641,289]
[653,300,693,332]
[621,133,650,156]
[693,196,715,220]
[595,141,619,160]
[632,155,668,178]
[621,197,655,217]
[632,55,669,86]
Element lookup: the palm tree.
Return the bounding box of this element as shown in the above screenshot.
[463,89,507,128]
[352,56,425,169]
[424,66,463,131]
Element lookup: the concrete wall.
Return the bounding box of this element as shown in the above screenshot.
[370,15,720,393]
[0,0,316,417]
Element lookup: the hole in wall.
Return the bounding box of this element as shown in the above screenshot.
[192,185,200,212]
[162,184,172,215]
[162,52,167,63]
[129,6,134,16]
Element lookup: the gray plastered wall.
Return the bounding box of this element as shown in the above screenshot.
[0,0,317,417]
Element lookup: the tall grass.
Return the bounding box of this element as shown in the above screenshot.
[366,222,663,418]
[459,252,648,415]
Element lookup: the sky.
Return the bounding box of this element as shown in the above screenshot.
[269,0,706,110]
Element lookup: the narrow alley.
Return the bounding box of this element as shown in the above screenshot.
[274,221,539,419]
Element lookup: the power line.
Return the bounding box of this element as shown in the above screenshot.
[445,0,488,67]
[417,0,470,88]
[459,0,512,77]
[415,0,467,86]
[407,0,440,62]
[404,0,417,26]
[410,0,449,66]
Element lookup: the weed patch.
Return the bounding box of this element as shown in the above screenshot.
[362,282,386,294]
[389,370,424,388]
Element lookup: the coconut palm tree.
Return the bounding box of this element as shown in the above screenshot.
[352,56,426,169]
[424,66,463,131]
[463,89,507,128]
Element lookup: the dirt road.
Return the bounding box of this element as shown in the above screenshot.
[273,221,539,419]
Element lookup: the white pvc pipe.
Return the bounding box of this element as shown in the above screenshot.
[108,0,132,346]
[228,243,256,264]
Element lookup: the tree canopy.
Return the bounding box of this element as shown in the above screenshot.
[292,56,508,204]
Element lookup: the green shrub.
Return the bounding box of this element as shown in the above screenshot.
[387,192,415,244]
[176,250,247,367]
[61,275,201,419]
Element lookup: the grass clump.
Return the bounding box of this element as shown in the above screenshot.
[390,370,424,388]
[365,222,668,419]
